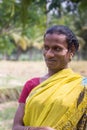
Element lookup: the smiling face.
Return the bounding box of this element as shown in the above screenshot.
[43,33,72,73]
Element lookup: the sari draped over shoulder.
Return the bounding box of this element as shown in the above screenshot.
[23,68,87,130]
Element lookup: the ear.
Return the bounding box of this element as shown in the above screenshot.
[68,46,74,61]
[69,53,74,61]
[70,44,76,55]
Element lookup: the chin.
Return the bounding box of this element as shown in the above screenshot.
[48,66,61,72]
[48,65,66,72]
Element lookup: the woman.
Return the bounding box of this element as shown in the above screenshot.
[12,25,87,130]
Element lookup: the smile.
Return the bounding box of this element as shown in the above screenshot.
[45,59,56,64]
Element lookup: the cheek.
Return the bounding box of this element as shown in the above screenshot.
[59,50,68,56]
[43,49,48,57]
[42,49,45,55]
[60,51,70,60]
[57,53,70,63]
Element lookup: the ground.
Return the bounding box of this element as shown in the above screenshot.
[0,60,87,79]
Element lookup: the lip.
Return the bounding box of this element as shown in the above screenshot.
[45,59,56,64]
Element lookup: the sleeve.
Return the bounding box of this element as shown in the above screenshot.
[18,78,40,103]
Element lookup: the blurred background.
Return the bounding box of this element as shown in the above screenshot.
[0,0,87,130]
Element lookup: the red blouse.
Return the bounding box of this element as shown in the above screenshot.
[18,78,40,103]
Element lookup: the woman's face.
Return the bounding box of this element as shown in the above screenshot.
[43,33,72,72]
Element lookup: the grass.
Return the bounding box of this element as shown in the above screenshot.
[0,102,18,130]
[0,107,16,121]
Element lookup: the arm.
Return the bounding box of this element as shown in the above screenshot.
[12,103,26,130]
[12,103,55,130]
[12,78,55,130]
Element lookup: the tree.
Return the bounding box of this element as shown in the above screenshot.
[20,0,87,24]
[0,0,46,59]
[0,0,87,60]
[0,0,22,59]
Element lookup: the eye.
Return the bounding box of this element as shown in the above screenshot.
[54,47,62,52]
[44,45,49,51]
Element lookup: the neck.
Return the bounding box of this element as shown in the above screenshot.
[47,71,57,77]
[40,66,69,83]
[48,67,69,77]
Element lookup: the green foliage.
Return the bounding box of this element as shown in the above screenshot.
[21,0,33,27]
[49,0,61,11]
[0,107,16,121]
[20,0,47,35]
[78,0,87,11]
[0,0,87,60]
[0,102,17,130]
[0,35,16,56]
[0,0,19,31]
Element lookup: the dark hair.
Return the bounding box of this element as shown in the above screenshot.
[44,25,79,52]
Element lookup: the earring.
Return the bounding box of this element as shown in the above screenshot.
[70,55,72,61]
[69,53,73,61]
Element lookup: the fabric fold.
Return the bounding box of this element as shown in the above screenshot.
[23,68,87,130]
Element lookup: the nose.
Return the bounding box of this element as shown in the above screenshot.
[45,49,54,58]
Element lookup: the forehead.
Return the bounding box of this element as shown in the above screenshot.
[44,33,68,47]
[44,33,67,42]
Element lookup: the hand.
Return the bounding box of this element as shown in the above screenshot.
[42,127,55,130]
[33,126,55,130]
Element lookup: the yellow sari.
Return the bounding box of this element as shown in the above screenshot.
[23,68,87,130]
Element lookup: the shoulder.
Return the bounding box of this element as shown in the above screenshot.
[18,77,40,103]
[24,77,40,90]
[25,77,40,85]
